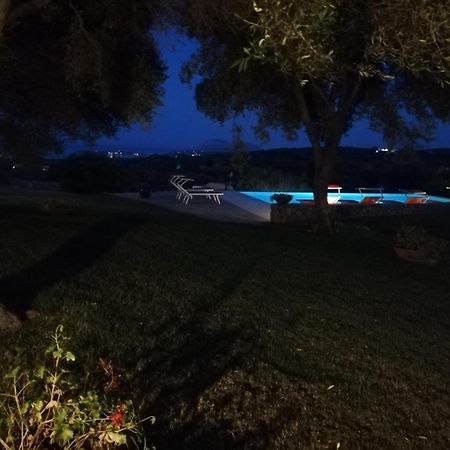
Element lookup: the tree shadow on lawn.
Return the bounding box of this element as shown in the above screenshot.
[134,259,272,450]
[0,215,144,320]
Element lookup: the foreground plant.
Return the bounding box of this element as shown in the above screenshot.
[0,325,154,449]
[394,225,448,265]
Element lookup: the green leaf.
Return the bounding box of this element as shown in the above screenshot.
[53,406,67,424]
[52,349,63,359]
[55,427,74,445]
[5,367,20,379]
[64,351,76,362]
[107,431,127,444]
[34,400,44,412]
[253,1,263,13]
[35,366,46,379]
[20,402,30,415]
[45,343,56,354]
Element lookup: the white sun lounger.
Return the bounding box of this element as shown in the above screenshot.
[176,183,223,204]
[170,175,213,200]
[169,175,223,204]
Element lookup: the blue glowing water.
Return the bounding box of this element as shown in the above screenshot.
[240,191,450,204]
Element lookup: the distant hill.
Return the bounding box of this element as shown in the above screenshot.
[195,139,232,153]
[194,138,261,154]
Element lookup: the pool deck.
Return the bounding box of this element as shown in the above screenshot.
[118,191,270,224]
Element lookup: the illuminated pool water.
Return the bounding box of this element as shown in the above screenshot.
[240,191,450,204]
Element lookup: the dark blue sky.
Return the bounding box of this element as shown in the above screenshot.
[92,31,450,153]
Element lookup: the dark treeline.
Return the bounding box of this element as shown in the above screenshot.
[1,147,450,196]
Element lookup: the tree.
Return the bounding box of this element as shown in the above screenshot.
[230,124,250,181]
[178,0,450,229]
[0,0,166,160]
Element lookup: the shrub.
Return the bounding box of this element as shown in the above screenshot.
[55,153,137,194]
[0,325,154,449]
[395,225,447,259]
[270,193,293,204]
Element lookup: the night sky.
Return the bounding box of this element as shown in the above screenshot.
[92,30,450,154]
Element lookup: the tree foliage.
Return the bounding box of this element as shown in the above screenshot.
[0,0,166,159]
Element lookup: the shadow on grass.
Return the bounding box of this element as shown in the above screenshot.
[0,215,144,319]
[136,260,264,450]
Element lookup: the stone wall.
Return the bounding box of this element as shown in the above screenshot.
[271,202,450,224]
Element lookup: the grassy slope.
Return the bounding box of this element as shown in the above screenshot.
[0,190,449,449]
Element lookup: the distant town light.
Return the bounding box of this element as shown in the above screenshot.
[374,147,400,153]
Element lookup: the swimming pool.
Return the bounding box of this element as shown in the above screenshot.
[240,191,450,204]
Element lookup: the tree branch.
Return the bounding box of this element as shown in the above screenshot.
[0,0,12,37]
[68,1,95,44]
[68,1,103,73]
[3,0,50,33]
[310,80,330,109]
[328,73,361,148]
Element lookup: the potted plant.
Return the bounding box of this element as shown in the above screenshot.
[394,225,447,265]
[270,193,293,205]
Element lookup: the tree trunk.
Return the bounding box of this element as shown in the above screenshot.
[295,78,361,232]
[0,0,11,41]
[312,144,338,232]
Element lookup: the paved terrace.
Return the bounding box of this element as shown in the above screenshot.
[118,190,270,224]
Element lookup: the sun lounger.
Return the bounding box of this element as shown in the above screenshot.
[169,176,223,204]
[399,189,427,195]
[382,194,429,205]
[404,196,428,204]
[337,195,383,205]
[177,183,223,204]
[169,175,190,199]
[359,196,382,205]
[358,187,384,198]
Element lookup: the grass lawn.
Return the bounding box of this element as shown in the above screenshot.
[0,189,449,449]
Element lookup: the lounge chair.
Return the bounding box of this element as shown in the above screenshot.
[398,189,427,195]
[169,176,223,204]
[404,196,428,204]
[382,195,429,205]
[360,196,382,205]
[176,182,223,204]
[340,196,383,205]
[170,175,212,198]
[169,175,191,200]
[358,187,384,199]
